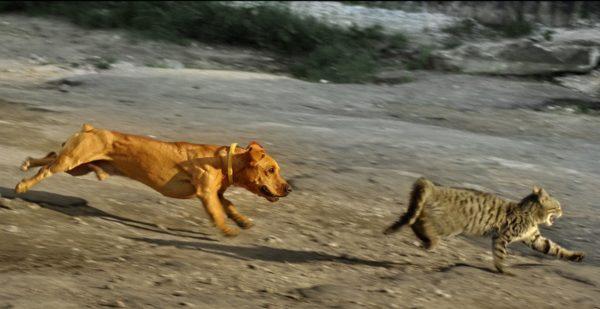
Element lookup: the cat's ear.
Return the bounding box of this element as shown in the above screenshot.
[532,186,548,199]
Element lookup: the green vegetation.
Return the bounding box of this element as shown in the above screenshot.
[542,29,555,42]
[87,56,117,70]
[405,45,435,70]
[483,19,534,38]
[441,18,477,37]
[0,1,410,83]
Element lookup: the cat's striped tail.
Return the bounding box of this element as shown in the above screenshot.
[383,177,432,235]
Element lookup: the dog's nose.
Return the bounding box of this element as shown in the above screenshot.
[284,184,292,195]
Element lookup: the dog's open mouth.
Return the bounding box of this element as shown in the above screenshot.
[260,186,279,202]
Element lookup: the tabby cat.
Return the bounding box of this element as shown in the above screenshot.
[383,177,585,273]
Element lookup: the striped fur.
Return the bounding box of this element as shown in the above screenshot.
[384,177,585,273]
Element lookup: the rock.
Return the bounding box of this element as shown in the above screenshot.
[172,290,187,296]
[263,235,282,243]
[294,284,356,302]
[99,300,126,308]
[1,225,19,233]
[0,197,34,210]
[555,70,600,98]
[47,77,84,87]
[163,260,187,268]
[163,59,185,69]
[378,288,394,294]
[259,287,275,294]
[0,198,15,210]
[154,277,175,286]
[433,39,600,76]
[434,289,451,298]
[29,53,48,64]
[58,85,70,93]
[325,242,339,248]
[196,276,217,285]
[73,217,88,225]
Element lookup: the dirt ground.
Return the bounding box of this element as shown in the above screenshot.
[1,15,599,309]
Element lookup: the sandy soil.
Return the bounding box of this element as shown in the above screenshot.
[1,15,599,309]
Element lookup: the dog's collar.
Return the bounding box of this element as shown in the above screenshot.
[227,143,237,184]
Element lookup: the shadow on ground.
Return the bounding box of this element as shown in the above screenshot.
[129,236,406,268]
[0,186,215,241]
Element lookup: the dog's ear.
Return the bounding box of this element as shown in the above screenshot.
[247,141,265,166]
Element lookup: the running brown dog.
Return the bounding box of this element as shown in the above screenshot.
[15,124,292,236]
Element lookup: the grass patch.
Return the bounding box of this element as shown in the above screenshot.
[482,19,534,38]
[0,1,410,83]
[405,45,435,70]
[87,56,116,70]
[542,99,600,115]
[441,18,477,37]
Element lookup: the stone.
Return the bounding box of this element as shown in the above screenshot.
[433,39,600,76]
[163,59,185,69]
[263,235,282,243]
[2,225,19,233]
[98,300,126,308]
[434,289,451,298]
[172,290,187,296]
[196,276,217,285]
[555,70,600,98]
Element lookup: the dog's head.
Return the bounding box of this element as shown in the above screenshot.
[237,141,292,202]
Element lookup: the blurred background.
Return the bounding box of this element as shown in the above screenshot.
[0,1,599,308]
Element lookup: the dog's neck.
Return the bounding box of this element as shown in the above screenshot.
[222,144,248,186]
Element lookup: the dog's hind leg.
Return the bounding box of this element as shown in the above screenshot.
[15,129,109,193]
[20,151,58,171]
[65,162,110,181]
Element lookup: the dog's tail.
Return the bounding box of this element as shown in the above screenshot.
[384,177,433,235]
[81,123,95,132]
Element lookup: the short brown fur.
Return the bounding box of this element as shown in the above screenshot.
[384,177,585,274]
[16,124,292,236]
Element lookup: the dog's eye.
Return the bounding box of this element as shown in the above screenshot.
[268,167,275,174]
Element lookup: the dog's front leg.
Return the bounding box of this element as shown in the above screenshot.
[193,169,239,237]
[219,193,253,229]
[198,193,239,237]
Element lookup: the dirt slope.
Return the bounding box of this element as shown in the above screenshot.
[0,15,599,309]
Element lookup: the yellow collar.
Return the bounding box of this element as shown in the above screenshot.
[227,143,237,184]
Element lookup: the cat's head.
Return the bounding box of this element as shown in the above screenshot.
[519,186,563,226]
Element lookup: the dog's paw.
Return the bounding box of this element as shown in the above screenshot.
[95,171,109,181]
[15,181,28,194]
[221,226,240,237]
[236,218,254,229]
[569,252,585,262]
[20,159,31,171]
